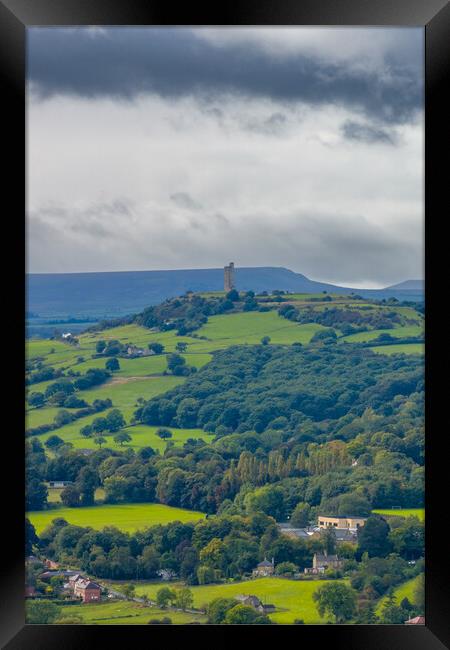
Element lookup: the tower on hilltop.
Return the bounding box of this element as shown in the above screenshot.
[224,262,235,292]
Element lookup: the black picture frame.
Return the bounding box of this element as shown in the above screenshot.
[1,0,449,647]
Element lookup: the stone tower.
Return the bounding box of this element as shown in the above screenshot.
[224,262,235,292]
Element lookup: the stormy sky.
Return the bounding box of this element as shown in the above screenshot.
[27,27,424,287]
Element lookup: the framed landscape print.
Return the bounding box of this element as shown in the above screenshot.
[1,0,449,647]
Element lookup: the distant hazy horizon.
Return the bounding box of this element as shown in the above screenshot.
[27,27,424,288]
[26,264,423,292]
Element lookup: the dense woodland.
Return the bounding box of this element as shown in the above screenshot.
[27,329,424,515]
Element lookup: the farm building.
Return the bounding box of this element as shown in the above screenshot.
[235,595,263,609]
[252,558,275,577]
[235,595,275,614]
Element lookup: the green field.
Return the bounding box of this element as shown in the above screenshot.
[68,352,212,377]
[195,312,327,348]
[58,600,206,624]
[39,424,212,453]
[130,577,347,624]
[341,325,423,344]
[373,508,424,521]
[27,375,185,431]
[79,325,200,354]
[371,343,424,356]
[27,502,206,534]
[375,574,423,615]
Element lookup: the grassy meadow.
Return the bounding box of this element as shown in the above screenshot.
[195,312,327,348]
[59,600,207,624]
[129,576,347,624]
[371,343,424,356]
[373,508,425,521]
[39,424,213,453]
[27,502,206,534]
[341,325,423,344]
[375,574,423,615]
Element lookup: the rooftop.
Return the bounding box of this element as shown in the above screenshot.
[315,553,339,562]
[319,514,367,519]
[405,616,425,625]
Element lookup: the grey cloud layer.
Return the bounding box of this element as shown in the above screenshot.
[28,27,423,125]
[27,199,423,287]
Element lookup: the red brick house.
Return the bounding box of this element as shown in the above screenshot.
[73,578,101,603]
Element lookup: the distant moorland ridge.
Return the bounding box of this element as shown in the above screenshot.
[27,266,424,321]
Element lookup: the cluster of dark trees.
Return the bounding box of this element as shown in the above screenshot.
[28,368,111,410]
[136,294,217,335]
[135,291,253,336]
[26,364,64,386]
[362,333,424,347]
[166,353,197,377]
[278,303,409,333]
[79,408,126,438]
[94,339,127,357]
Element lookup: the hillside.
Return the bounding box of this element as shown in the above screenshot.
[385,280,424,291]
[26,267,424,331]
[26,289,425,624]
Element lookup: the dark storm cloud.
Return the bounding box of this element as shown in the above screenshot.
[28,28,423,125]
[341,120,397,144]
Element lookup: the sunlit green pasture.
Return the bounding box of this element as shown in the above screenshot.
[341,325,423,343]
[131,576,347,624]
[194,312,327,348]
[27,502,206,534]
[371,343,424,356]
[79,325,197,354]
[26,375,185,433]
[26,406,60,428]
[373,508,424,521]
[27,338,97,368]
[375,574,423,615]
[58,600,206,624]
[40,423,212,453]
